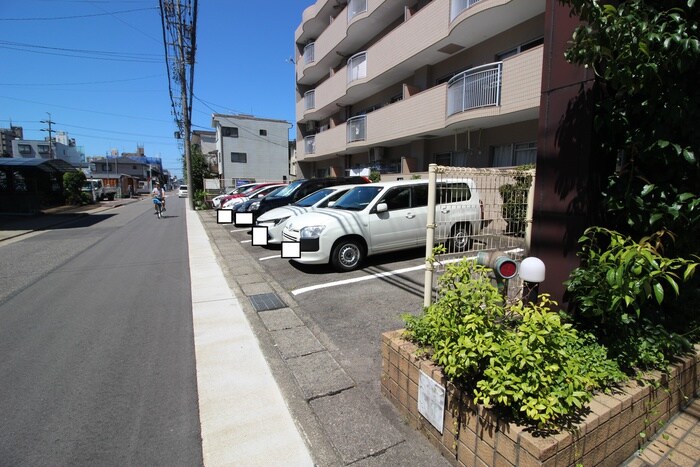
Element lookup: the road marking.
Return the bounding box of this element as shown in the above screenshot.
[259,255,279,261]
[289,248,524,296]
[230,229,248,233]
[240,240,252,244]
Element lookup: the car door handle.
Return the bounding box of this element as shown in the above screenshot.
[440,207,450,213]
[406,213,415,219]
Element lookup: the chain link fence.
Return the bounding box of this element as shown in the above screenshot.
[423,164,535,306]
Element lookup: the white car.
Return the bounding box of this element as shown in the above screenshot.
[178,185,188,198]
[281,179,482,271]
[255,184,357,244]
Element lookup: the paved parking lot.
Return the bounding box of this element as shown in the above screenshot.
[200,211,451,466]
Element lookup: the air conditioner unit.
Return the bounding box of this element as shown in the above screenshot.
[306,120,317,132]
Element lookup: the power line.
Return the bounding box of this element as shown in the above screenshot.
[0,73,165,87]
[0,7,158,21]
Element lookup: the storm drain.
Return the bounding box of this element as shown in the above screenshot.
[249,293,286,312]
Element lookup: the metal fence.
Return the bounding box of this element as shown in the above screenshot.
[423,164,535,306]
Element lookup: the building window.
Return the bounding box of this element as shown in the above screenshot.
[492,142,537,167]
[495,37,544,61]
[18,144,32,155]
[259,129,267,136]
[222,127,238,138]
[38,145,50,154]
[231,152,247,163]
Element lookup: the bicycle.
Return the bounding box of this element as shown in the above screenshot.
[153,197,164,219]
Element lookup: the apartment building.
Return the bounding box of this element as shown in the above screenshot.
[211,114,291,188]
[294,0,545,179]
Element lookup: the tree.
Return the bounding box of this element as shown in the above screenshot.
[63,170,86,205]
[184,144,214,194]
[560,0,700,256]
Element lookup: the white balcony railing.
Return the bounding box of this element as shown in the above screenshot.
[348,0,368,22]
[304,90,315,111]
[346,115,366,143]
[304,135,316,155]
[447,62,502,116]
[347,51,367,84]
[450,0,483,22]
[303,42,315,65]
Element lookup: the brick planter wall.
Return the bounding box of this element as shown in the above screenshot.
[381,330,700,467]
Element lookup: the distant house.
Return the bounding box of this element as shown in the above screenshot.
[11,138,84,167]
[87,154,164,195]
[192,130,218,174]
[210,114,290,189]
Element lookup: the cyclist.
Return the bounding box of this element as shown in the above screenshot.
[152,181,166,212]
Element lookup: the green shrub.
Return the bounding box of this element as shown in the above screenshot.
[193,189,210,210]
[565,227,698,370]
[404,259,625,429]
[63,171,87,205]
[498,168,533,237]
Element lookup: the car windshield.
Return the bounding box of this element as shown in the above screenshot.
[331,186,383,211]
[293,188,334,207]
[268,179,303,198]
[263,186,285,197]
[180,186,187,190]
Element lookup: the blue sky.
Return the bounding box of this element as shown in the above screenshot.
[0,0,312,179]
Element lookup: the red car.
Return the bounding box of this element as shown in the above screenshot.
[215,182,282,207]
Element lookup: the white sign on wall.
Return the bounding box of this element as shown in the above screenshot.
[418,370,445,433]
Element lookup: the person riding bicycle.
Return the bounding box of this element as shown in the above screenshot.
[152,181,166,212]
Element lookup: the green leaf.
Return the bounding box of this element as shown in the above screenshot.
[653,283,664,304]
[682,149,695,164]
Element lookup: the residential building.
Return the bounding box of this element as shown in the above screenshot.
[210,114,290,188]
[293,0,544,179]
[87,152,164,194]
[192,130,218,173]
[11,136,84,166]
[1,126,23,157]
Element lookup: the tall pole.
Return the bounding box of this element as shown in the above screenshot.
[40,112,55,159]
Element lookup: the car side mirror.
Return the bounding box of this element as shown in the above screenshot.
[375,203,388,213]
[327,201,336,207]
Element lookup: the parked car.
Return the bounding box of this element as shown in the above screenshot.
[82,179,104,202]
[281,179,482,271]
[211,183,260,208]
[255,184,357,244]
[178,185,188,198]
[251,176,371,223]
[220,184,286,210]
[232,186,287,218]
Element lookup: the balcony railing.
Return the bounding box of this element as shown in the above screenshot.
[303,42,315,65]
[348,0,368,22]
[304,90,315,111]
[347,51,367,84]
[346,115,366,143]
[304,135,316,155]
[447,62,502,116]
[450,0,483,22]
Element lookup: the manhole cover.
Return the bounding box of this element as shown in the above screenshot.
[249,293,286,312]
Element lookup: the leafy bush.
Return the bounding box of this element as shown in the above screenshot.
[63,171,87,205]
[498,168,532,237]
[193,189,210,210]
[369,170,381,183]
[564,227,699,370]
[404,259,625,429]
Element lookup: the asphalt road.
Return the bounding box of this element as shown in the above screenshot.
[0,197,203,466]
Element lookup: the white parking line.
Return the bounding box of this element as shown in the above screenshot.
[240,240,252,244]
[259,255,279,261]
[289,248,524,296]
[230,229,248,233]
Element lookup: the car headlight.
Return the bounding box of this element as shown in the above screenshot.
[300,225,325,239]
[249,201,261,211]
[273,216,290,226]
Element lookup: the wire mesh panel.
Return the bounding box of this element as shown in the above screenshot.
[423,164,535,306]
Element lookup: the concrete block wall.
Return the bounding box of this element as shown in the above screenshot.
[381,330,700,467]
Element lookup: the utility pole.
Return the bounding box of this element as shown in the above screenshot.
[40,112,55,159]
[159,0,198,209]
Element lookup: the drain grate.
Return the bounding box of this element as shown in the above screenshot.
[249,293,286,312]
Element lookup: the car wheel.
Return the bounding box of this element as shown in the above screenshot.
[331,238,364,272]
[449,222,473,252]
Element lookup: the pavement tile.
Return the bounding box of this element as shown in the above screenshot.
[286,351,354,400]
[270,326,325,359]
[310,387,405,465]
[258,307,305,331]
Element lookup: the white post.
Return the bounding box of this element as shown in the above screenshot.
[423,163,438,308]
